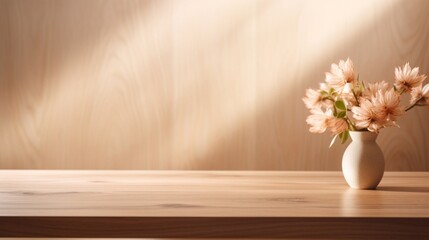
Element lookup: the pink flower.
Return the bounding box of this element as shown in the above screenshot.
[363,81,389,99]
[327,118,349,134]
[325,58,356,92]
[372,88,404,123]
[351,99,385,133]
[394,63,427,93]
[302,88,323,109]
[306,108,331,133]
[410,83,429,106]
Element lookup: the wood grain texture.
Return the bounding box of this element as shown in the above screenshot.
[2,217,429,239]
[0,170,428,238]
[0,0,429,170]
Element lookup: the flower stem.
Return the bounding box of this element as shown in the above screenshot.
[351,89,359,106]
[346,117,356,131]
[406,103,417,112]
[406,97,423,111]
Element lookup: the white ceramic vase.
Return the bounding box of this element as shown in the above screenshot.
[342,131,385,189]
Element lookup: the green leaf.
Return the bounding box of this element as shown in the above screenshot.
[335,100,346,111]
[336,111,346,118]
[334,100,347,118]
[340,131,349,144]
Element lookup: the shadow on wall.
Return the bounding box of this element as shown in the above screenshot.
[0,0,428,170]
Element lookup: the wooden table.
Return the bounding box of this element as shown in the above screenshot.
[0,171,428,239]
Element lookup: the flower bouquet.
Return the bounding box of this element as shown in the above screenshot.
[303,59,428,189]
[303,59,428,144]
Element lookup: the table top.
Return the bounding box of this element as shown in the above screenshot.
[0,170,428,218]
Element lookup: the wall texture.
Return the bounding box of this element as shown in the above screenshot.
[0,0,428,170]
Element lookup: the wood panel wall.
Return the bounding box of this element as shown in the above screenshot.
[0,0,428,170]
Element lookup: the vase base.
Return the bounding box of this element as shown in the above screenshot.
[348,186,378,190]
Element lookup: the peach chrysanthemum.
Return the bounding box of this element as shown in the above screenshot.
[325,58,356,92]
[410,83,429,106]
[394,63,427,93]
[363,81,389,99]
[306,108,331,133]
[302,88,323,109]
[327,118,348,134]
[372,88,405,124]
[351,99,385,133]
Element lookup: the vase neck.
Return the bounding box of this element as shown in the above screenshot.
[349,131,378,142]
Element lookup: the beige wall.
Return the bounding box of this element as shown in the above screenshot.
[0,0,428,170]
